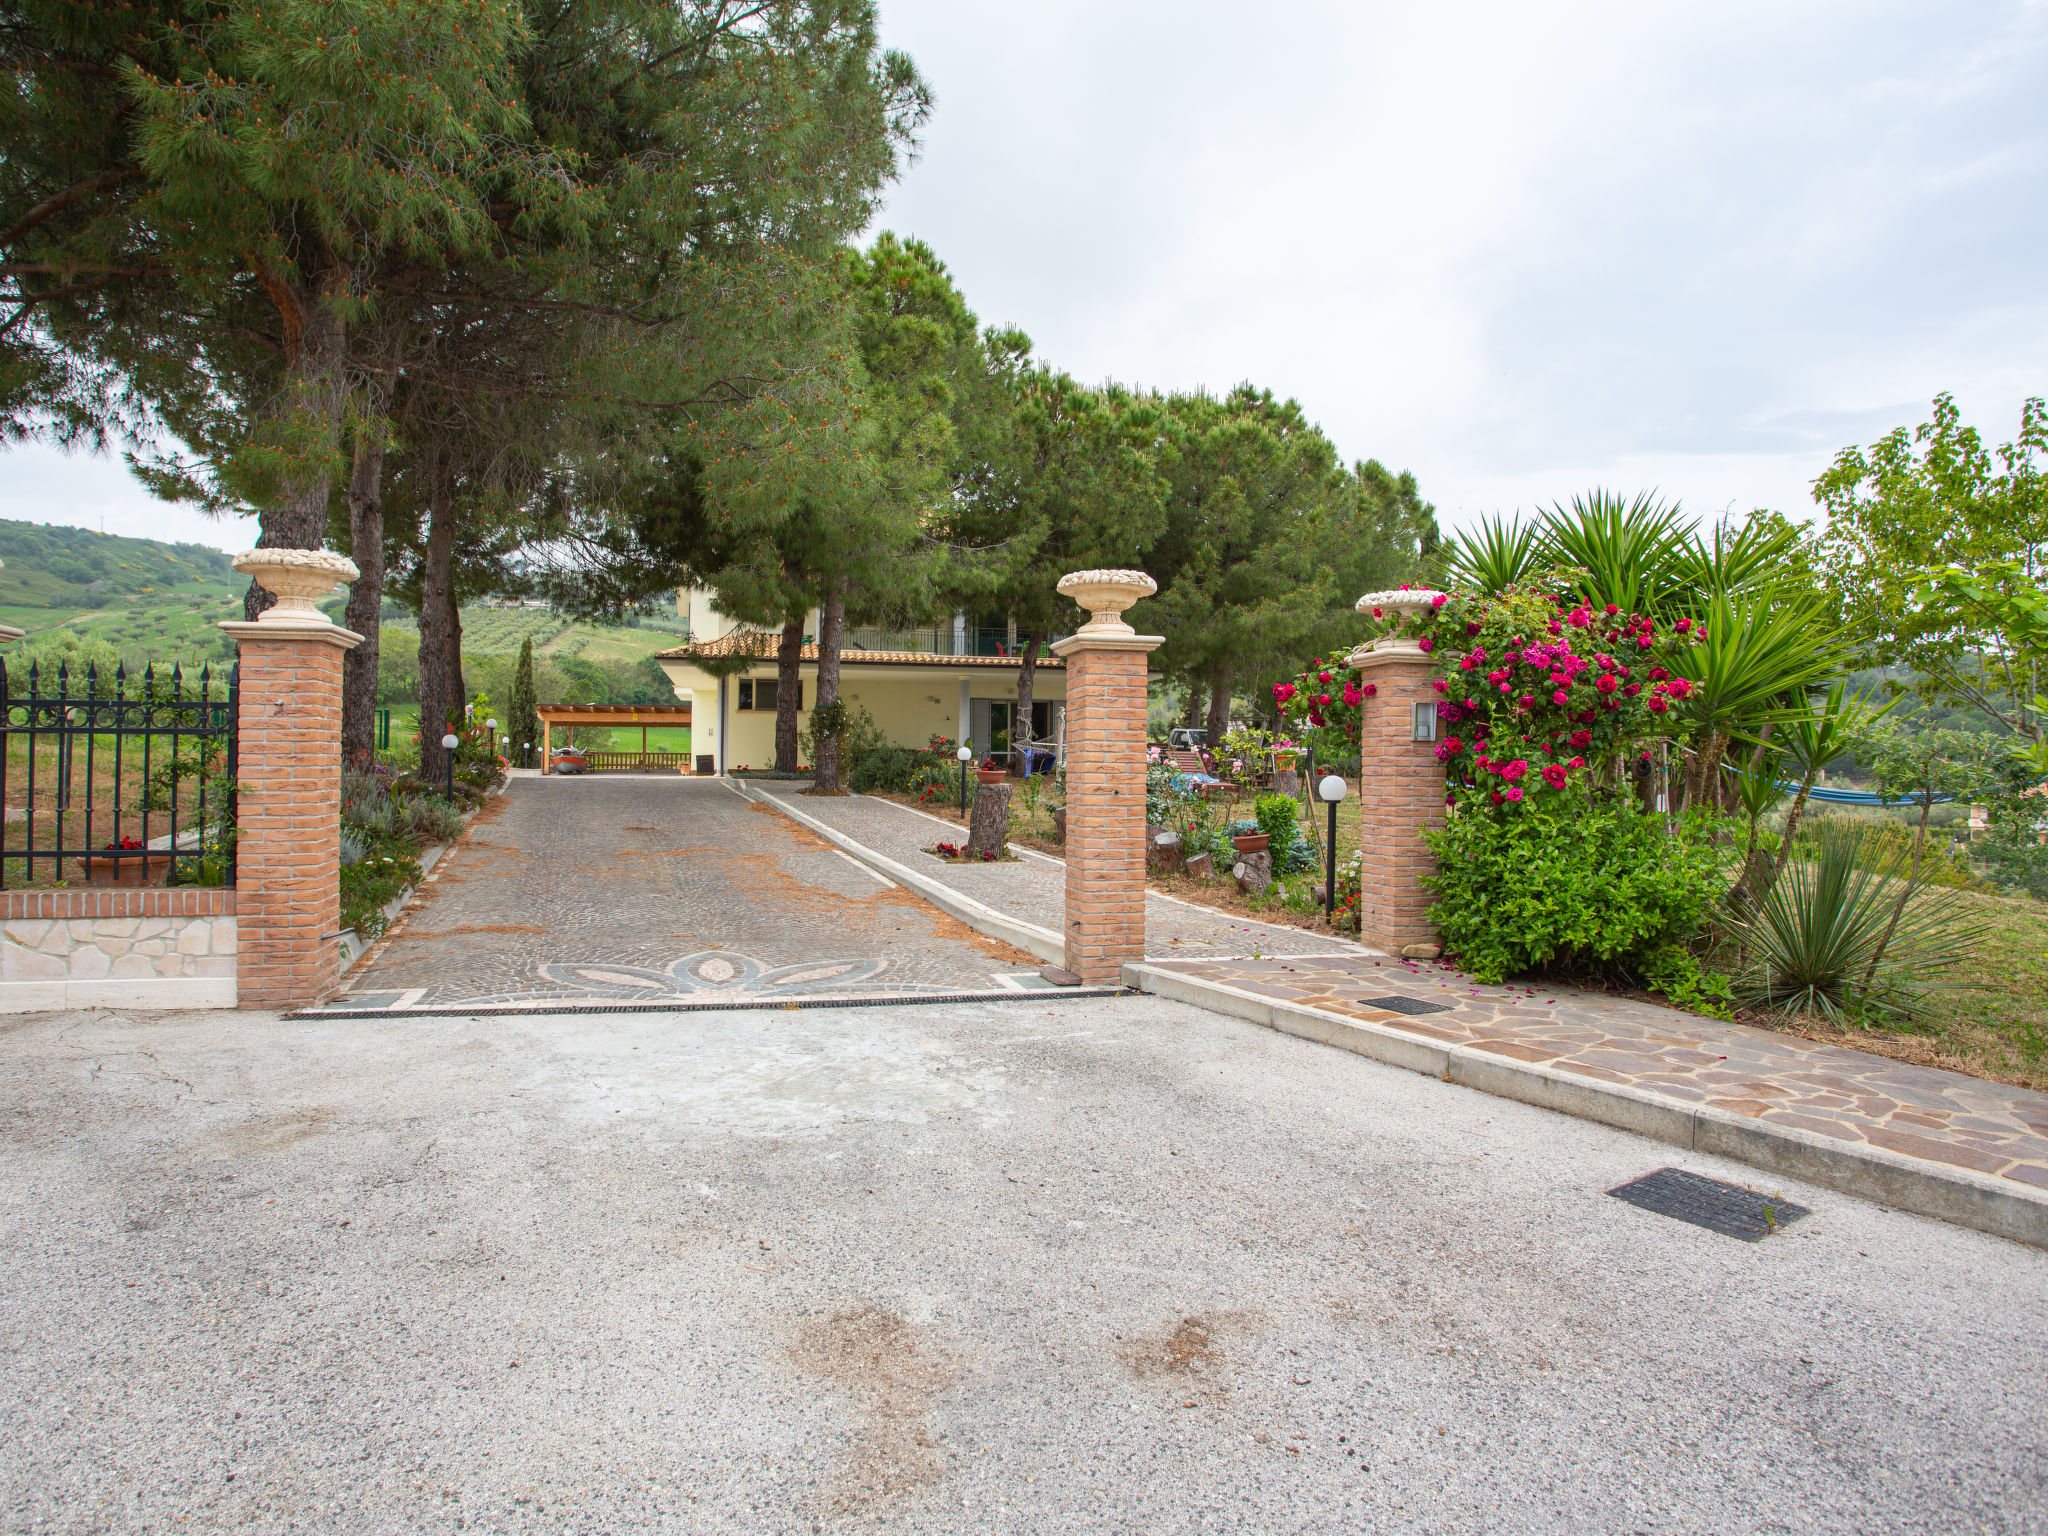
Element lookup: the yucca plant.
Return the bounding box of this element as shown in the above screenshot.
[1734,822,1984,1022]
[1442,513,1545,595]
[1537,490,1694,618]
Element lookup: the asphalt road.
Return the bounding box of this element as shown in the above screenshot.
[2,995,2042,1534]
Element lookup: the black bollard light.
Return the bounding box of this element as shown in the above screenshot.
[1318,773,1348,917]
[441,731,459,802]
[956,743,973,818]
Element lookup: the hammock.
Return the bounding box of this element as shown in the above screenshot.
[1778,783,1951,807]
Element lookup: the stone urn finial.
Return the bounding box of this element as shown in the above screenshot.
[1352,587,1448,657]
[232,548,360,626]
[1056,569,1157,637]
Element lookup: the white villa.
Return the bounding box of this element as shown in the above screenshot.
[655,588,1075,775]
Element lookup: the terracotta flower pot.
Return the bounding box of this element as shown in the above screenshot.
[1231,833,1271,854]
[975,768,1007,784]
[79,852,175,887]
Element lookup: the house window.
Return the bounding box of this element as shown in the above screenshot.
[737,679,801,712]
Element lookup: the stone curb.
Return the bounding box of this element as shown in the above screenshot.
[1124,961,2048,1250]
[742,787,1066,966]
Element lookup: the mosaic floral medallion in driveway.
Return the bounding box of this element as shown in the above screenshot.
[339,777,1039,1011]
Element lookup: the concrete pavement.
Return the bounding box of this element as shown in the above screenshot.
[2,995,2041,1534]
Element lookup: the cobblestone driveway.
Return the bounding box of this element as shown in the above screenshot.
[338,777,1039,1009]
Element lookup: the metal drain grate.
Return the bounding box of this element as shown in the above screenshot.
[1608,1167,1809,1241]
[1359,994,1452,1016]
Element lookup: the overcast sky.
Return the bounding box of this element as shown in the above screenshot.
[6,0,2044,551]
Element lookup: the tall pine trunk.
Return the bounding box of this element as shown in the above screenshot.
[416,449,457,791]
[1015,632,1042,765]
[812,581,847,792]
[244,282,347,619]
[774,615,804,773]
[1203,667,1231,749]
[340,430,385,768]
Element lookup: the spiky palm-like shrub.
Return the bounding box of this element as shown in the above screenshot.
[1734,822,1984,1022]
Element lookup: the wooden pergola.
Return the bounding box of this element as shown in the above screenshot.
[538,703,694,773]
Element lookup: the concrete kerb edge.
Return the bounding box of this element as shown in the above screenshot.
[743,787,1066,966]
[1123,961,2048,1250]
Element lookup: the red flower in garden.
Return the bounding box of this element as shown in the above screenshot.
[1504,786,1525,802]
[1274,682,1297,702]
[1489,791,1504,805]
[1569,755,1585,769]
[1604,604,1619,615]
[1647,695,1670,714]
[1501,759,1528,781]
[1623,682,1640,696]
[1649,667,1669,680]
[1595,674,1618,695]
[1418,636,1435,653]
[1444,736,1464,755]
[1361,683,1377,697]
[1567,607,1591,628]
[1674,617,1692,633]
[1372,607,1384,618]
[1551,689,1570,706]
[1568,729,1592,749]
[1518,694,1534,708]
[1342,684,1362,706]
[1318,671,1331,682]
[1466,621,1482,635]
[1541,763,1569,788]
[1665,677,1693,698]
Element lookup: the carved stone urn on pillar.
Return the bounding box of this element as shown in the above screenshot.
[219,549,365,1010]
[1348,588,1449,958]
[1047,569,1163,985]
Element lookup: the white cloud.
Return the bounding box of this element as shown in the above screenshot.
[874,0,2048,534]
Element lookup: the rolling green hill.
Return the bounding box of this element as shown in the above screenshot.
[0,517,691,698]
[0,518,247,670]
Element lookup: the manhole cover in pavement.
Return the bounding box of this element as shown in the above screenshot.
[1360,994,1452,1016]
[1608,1167,1809,1242]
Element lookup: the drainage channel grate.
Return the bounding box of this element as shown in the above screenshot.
[1359,994,1453,1016]
[1608,1167,1809,1242]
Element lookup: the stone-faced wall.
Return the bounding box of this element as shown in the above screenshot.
[0,889,237,1010]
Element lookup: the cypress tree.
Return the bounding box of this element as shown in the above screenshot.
[510,636,540,771]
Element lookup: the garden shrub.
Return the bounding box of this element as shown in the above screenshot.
[850,746,927,794]
[908,760,956,804]
[1423,803,1729,984]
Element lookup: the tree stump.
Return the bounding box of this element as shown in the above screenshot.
[1051,806,1067,842]
[1184,851,1214,881]
[1273,767,1299,798]
[965,782,1014,858]
[1146,824,1182,873]
[1233,849,1273,894]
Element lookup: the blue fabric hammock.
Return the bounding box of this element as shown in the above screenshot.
[1776,782,1951,807]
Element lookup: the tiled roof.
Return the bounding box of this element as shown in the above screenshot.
[656,634,1064,668]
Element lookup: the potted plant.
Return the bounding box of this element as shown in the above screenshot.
[975,757,1007,785]
[79,836,175,887]
[1230,831,1271,854]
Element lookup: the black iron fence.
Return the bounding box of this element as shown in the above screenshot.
[0,659,238,890]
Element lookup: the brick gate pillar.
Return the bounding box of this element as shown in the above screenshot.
[1348,590,1449,958]
[1049,570,1163,985]
[219,549,364,1010]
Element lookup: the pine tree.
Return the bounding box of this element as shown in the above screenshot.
[510,638,539,771]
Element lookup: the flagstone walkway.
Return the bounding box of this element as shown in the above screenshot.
[1142,954,2048,1195]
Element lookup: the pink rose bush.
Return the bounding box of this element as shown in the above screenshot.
[1410,578,1705,814]
[1274,656,1375,757]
